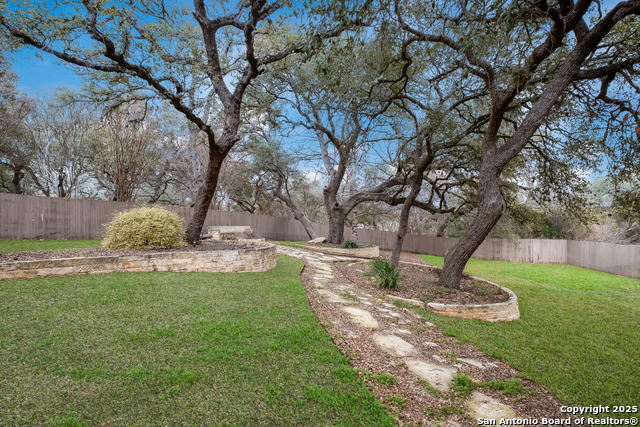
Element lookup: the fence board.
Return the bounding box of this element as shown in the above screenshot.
[1,193,638,279]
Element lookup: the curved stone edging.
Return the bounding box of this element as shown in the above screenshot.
[425,268,520,322]
[303,245,379,258]
[347,259,519,322]
[0,242,277,281]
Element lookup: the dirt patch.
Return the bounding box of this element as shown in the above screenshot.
[0,241,256,263]
[334,261,509,306]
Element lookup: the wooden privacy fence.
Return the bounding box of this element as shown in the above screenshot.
[1,193,638,279]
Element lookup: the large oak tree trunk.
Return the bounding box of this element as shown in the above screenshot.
[438,166,505,288]
[274,184,318,240]
[327,205,348,244]
[185,145,225,242]
[390,183,422,265]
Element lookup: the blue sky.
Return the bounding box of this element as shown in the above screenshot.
[10,52,83,95]
[9,0,621,95]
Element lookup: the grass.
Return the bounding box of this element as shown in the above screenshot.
[359,370,397,387]
[424,405,464,420]
[419,379,443,398]
[341,291,358,300]
[0,253,396,426]
[451,374,475,398]
[418,254,640,414]
[0,238,102,253]
[275,240,308,248]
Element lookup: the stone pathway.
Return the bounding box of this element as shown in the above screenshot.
[277,244,518,425]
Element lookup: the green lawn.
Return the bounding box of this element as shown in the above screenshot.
[273,240,308,248]
[0,254,395,426]
[418,255,640,413]
[0,238,102,253]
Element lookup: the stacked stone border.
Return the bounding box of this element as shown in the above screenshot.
[349,261,519,322]
[424,267,520,322]
[0,242,277,280]
[303,245,380,258]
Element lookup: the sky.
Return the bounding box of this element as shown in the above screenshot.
[7,0,622,95]
[10,53,83,95]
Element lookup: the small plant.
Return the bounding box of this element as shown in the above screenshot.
[341,240,360,249]
[359,370,396,386]
[424,405,464,420]
[424,407,439,418]
[341,291,358,300]
[480,379,532,396]
[440,405,463,416]
[386,395,406,409]
[373,372,397,386]
[393,299,412,309]
[370,258,400,289]
[102,207,186,249]
[443,352,460,363]
[451,374,476,398]
[419,380,443,398]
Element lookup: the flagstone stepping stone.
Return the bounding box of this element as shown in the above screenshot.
[432,355,447,363]
[373,334,421,358]
[340,307,379,328]
[466,391,517,421]
[308,237,328,243]
[459,358,498,369]
[405,360,457,391]
[362,301,372,306]
[388,312,401,317]
[397,329,412,334]
[382,303,396,308]
[424,341,439,347]
[377,308,390,312]
[317,289,353,304]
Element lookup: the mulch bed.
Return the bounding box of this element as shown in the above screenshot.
[0,241,256,263]
[334,259,509,306]
[299,253,581,426]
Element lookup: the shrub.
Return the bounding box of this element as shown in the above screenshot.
[341,240,360,249]
[370,258,400,289]
[102,207,186,249]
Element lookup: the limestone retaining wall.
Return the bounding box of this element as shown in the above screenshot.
[0,243,277,281]
[425,274,520,322]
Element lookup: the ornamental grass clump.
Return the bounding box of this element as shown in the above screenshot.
[102,207,186,249]
[341,240,360,249]
[370,258,400,289]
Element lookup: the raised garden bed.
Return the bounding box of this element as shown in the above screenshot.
[336,260,519,322]
[0,241,277,280]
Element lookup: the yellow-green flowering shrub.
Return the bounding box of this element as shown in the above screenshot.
[102,207,186,249]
